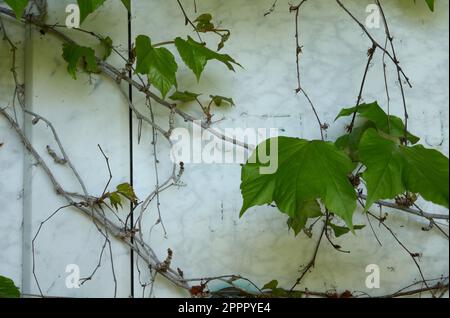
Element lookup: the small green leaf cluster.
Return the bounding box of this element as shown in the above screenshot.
[193,13,231,51]
[134,35,240,98]
[57,6,239,102]
[102,182,138,210]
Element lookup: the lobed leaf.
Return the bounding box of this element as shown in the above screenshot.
[135,35,178,98]
[116,182,138,204]
[359,128,449,210]
[174,36,240,81]
[336,102,420,144]
[62,43,98,79]
[240,137,357,229]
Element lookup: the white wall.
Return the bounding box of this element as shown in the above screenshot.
[0,0,448,298]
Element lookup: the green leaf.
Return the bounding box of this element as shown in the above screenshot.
[62,43,98,79]
[261,280,288,296]
[401,144,449,208]
[135,35,178,98]
[109,192,122,210]
[169,91,201,103]
[335,121,376,162]
[425,0,435,11]
[272,288,289,297]
[262,280,278,290]
[4,0,29,19]
[240,137,357,229]
[0,275,20,298]
[359,129,407,210]
[329,223,365,238]
[174,36,240,81]
[116,182,138,203]
[336,102,420,144]
[287,200,322,236]
[359,128,449,210]
[77,0,107,24]
[194,13,215,32]
[121,0,131,11]
[210,95,235,107]
[100,36,113,60]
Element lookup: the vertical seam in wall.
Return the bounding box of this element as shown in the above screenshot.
[127,5,135,298]
[21,21,33,294]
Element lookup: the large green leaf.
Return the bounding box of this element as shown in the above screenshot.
[240,137,357,229]
[0,275,20,298]
[359,128,449,209]
[62,43,98,79]
[174,36,240,81]
[77,0,107,23]
[135,35,178,98]
[336,102,420,144]
[4,0,29,18]
[401,144,449,208]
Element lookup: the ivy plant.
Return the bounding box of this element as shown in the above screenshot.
[60,29,240,100]
[240,102,449,236]
[240,137,357,229]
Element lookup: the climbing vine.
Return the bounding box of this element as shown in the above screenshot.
[0,0,448,298]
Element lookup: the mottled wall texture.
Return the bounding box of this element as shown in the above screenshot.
[0,0,448,297]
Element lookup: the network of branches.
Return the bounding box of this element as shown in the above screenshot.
[0,0,448,298]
